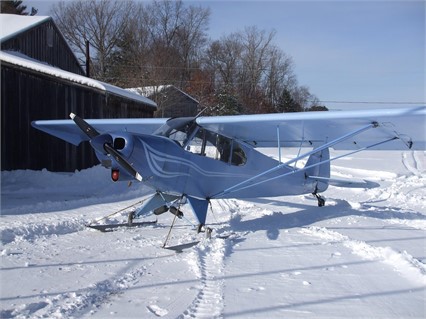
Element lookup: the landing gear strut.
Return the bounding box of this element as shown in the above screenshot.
[197,224,213,238]
[128,211,135,226]
[313,193,325,207]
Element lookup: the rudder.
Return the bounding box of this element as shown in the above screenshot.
[305,148,330,192]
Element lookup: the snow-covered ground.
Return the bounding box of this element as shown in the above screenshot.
[1,149,425,318]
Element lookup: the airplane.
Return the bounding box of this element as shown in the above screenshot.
[32,106,426,243]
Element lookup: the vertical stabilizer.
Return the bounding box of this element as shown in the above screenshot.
[305,148,330,192]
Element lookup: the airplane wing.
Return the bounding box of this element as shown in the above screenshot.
[196,107,426,150]
[32,118,167,146]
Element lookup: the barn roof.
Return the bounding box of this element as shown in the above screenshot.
[0,14,51,42]
[1,50,157,108]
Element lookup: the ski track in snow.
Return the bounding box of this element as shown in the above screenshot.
[402,150,425,176]
[300,226,426,284]
[42,267,145,318]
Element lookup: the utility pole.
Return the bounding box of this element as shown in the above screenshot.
[85,40,90,77]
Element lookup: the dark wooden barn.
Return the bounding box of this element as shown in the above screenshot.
[1,14,157,172]
[129,85,199,118]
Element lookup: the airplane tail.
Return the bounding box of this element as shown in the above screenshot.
[304,148,330,193]
[305,148,379,190]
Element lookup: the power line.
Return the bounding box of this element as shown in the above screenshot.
[317,100,425,105]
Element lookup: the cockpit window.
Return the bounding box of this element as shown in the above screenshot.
[155,118,246,166]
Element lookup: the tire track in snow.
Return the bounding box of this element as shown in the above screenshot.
[179,199,239,319]
[300,226,426,284]
[180,238,226,318]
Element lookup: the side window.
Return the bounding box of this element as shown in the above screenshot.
[186,129,218,159]
[217,137,247,166]
[216,136,232,163]
[185,126,246,166]
[231,142,247,166]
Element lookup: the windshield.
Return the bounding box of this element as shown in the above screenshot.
[154,117,196,142]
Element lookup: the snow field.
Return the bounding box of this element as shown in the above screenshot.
[1,150,425,318]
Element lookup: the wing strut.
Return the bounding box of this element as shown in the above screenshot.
[214,136,398,197]
[212,122,379,198]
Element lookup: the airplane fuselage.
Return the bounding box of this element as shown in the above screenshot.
[92,131,321,200]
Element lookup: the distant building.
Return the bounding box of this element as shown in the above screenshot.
[128,85,199,118]
[0,14,157,171]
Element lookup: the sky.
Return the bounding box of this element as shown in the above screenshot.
[25,0,426,110]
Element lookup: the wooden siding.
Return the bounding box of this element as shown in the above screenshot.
[1,64,155,172]
[152,86,199,118]
[1,19,84,76]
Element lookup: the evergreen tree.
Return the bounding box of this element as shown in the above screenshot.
[306,105,329,112]
[211,87,242,116]
[277,88,302,113]
[1,1,38,15]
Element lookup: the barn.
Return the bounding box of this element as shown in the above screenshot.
[0,14,157,172]
[128,85,199,118]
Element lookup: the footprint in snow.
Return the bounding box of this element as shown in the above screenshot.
[331,251,342,258]
[147,304,168,317]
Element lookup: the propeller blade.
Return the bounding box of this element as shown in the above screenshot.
[104,143,143,182]
[70,113,100,139]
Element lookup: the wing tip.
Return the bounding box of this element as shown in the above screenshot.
[69,113,76,120]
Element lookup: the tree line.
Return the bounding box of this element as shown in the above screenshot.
[50,0,326,115]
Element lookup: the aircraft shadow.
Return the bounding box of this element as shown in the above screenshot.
[226,197,426,241]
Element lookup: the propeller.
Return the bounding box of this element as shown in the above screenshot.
[70,113,100,139]
[69,113,142,182]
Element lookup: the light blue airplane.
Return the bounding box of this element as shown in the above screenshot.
[32,107,425,235]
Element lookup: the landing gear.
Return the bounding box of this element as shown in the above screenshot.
[313,193,326,207]
[197,224,213,238]
[128,211,135,226]
[197,223,204,234]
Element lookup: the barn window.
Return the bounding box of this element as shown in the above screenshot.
[46,28,53,48]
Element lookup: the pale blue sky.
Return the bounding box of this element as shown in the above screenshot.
[27,0,425,109]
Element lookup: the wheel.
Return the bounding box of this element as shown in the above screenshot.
[317,196,325,207]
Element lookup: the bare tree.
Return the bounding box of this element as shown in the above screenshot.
[141,0,210,87]
[264,46,295,108]
[238,26,276,101]
[206,33,243,91]
[51,0,135,80]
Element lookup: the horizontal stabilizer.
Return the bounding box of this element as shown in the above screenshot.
[308,176,380,189]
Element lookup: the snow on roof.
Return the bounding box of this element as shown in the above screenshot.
[127,85,170,97]
[0,14,51,42]
[0,50,157,108]
[102,83,156,107]
[127,85,199,104]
